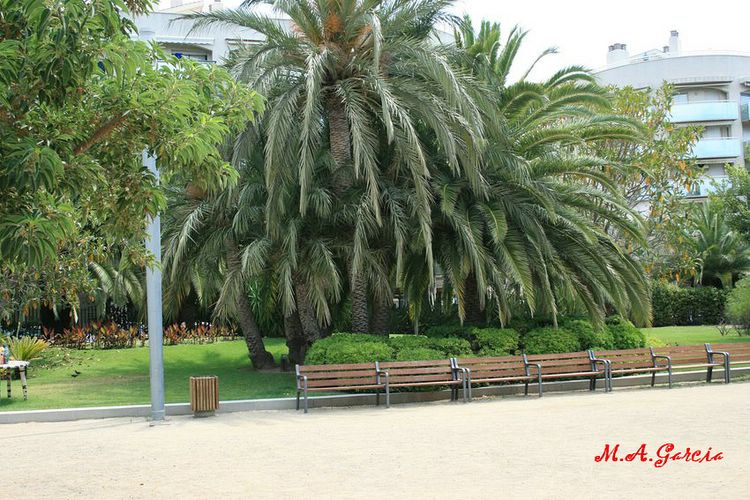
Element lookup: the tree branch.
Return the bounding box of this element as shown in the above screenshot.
[73,113,127,155]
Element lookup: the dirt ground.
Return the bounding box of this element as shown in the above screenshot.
[5,382,749,499]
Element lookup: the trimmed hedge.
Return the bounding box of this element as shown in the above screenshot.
[472,328,520,356]
[304,333,394,365]
[562,319,614,350]
[388,335,432,352]
[651,282,726,326]
[429,337,473,357]
[606,316,646,349]
[423,324,472,340]
[522,327,581,354]
[395,347,445,361]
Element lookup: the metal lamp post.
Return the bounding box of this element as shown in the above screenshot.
[143,151,165,421]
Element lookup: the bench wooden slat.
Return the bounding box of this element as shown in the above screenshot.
[299,362,377,372]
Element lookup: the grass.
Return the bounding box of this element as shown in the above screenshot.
[0,339,294,412]
[3,325,749,412]
[643,325,750,346]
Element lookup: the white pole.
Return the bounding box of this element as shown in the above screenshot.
[143,151,165,421]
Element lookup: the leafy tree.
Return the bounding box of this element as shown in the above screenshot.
[183,0,483,334]
[588,84,702,281]
[0,0,261,324]
[711,163,750,240]
[726,277,750,335]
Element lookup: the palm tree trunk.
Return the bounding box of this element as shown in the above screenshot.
[288,276,322,364]
[327,94,370,333]
[350,271,370,333]
[371,294,392,335]
[327,95,353,196]
[226,244,275,369]
[463,272,484,325]
[235,290,276,369]
[284,311,306,367]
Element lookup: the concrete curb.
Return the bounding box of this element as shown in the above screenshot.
[1,366,747,424]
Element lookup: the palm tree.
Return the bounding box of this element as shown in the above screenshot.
[162,151,277,368]
[181,0,483,333]
[417,17,650,327]
[691,202,750,288]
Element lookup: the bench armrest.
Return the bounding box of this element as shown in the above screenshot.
[590,357,610,372]
[652,355,671,368]
[708,351,730,363]
[524,362,542,377]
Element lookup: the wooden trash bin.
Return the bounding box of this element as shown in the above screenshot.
[190,376,219,417]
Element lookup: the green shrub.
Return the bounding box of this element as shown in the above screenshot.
[388,335,432,353]
[606,316,646,349]
[645,335,667,348]
[394,347,446,361]
[7,336,49,361]
[472,328,519,356]
[522,327,580,354]
[304,333,393,365]
[726,277,750,335]
[429,337,473,357]
[562,319,614,350]
[424,324,472,340]
[651,281,727,326]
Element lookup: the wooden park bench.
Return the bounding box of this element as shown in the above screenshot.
[295,362,383,413]
[524,351,610,392]
[590,348,672,391]
[705,342,749,382]
[454,355,542,400]
[649,345,730,385]
[377,359,468,407]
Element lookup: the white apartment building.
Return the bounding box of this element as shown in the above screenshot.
[132,1,276,63]
[595,31,750,198]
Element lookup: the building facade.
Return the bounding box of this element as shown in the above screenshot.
[595,31,750,198]
[131,1,276,63]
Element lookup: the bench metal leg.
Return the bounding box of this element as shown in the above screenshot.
[590,377,596,391]
[537,372,543,397]
[724,356,731,384]
[376,390,380,406]
[668,367,673,389]
[303,378,309,414]
[20,368,27,400]
[385,377,390,408]
[6,369,10,398]
[524,381,529,396]
[296,390,300,411]
[651,372,656,387]
[706,366,713,383]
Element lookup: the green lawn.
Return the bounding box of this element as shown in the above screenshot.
[0,339,295,412]
[643,325,750,346]
[3,326,749,412]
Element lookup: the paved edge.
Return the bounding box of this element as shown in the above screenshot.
[0,366,747,424]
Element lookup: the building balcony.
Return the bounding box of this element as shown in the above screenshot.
[742,103,750,122]
[685,176,730,198]
[670,100,739,123]
[691,137,742,159]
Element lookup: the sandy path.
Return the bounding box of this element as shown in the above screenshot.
[4,383,749,499]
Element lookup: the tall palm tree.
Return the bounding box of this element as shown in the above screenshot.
[417,17,651,327]
[182,0,483,333]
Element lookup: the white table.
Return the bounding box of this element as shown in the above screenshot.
[1,361,29,400]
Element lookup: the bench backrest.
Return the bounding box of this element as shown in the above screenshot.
[455,355,528,380]
[591,348,654,370]
[524,351,598,374]
[708,342,750,362]
[650,345,710,366]
[377,359,456,384]
[297,362,379,389]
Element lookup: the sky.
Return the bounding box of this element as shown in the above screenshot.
[160,0,750,80]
